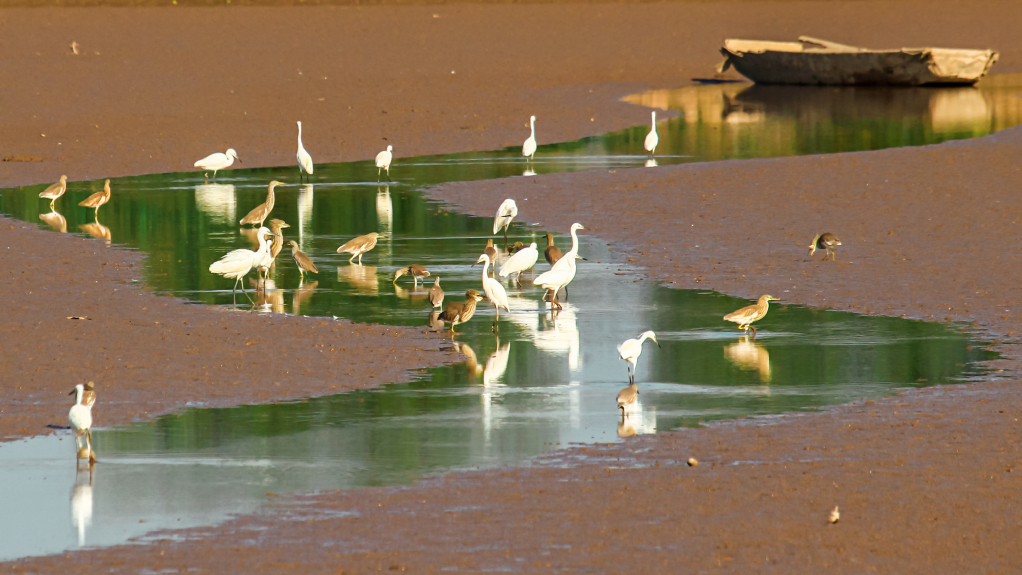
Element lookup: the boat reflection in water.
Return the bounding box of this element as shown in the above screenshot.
[70,469,93,548]
[194,183,236,225]
[724,335,772,384]
[39,209,67,233]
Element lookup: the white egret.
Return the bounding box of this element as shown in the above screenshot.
[499,241,538,286]
[644,110,658,156]
[297,121,314,181]
[476,253,510,331]
[255,219,289,283]
[68,382,96,462]
[533,223,584,310]
[376,145,393,182]
[194,148,240,179]
[209,226,279,303]
[39,175,68,210]
[522,115,537,164]
[618,330,660,384]
[493,198,518,245]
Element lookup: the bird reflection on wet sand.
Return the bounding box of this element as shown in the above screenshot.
[249,278,284,314]
[337,264,379,295]
[70,469,93,547]
[724,335,772,383]
[79,219,111,242]
[292,280,318,315]
[39,209,67,233]
[617,417,638,437]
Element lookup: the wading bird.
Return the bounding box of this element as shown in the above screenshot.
[618,330,660,384]
[499,241,538,286]
[240,180,283,227]
[39,175,68,210]
[428,277,444,308]
[544,233,563,266]
[194,148,240,179]
[522,115,537,164]
[288,240,318,278]
[78,179,111,217]
[438,289,484,332]
[256,219,290,281]
[476,253,510,330]
[809,232,842,260]
[724,295,778,337]
[534,223,584,310]
[482,239,497,265]
[337,232,383,264]
[376,145,393,182]
[209,226,279,302]
[393,264,431,286]
[297,121,314,181]
[616,382,638,417]
[644,110,659,156]
[493,199,518,245]
[68,382,96,462]
[506,241,525,255]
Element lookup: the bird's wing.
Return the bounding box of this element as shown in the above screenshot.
[723,304,757,322]
[209,249,255,272]
[194,152,225,168]
[295,251,318,273]
[299,152,314,174]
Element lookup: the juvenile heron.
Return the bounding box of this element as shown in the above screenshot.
[68,382,96,462]
[493,199,518,245]
[522,115,537,164]
[376,145,393,182]
[297,121,314,181]
[543,233,562,266]
[533,223,584,310]
[194,148,240,178]
[39,175,68,210]
[616,382,638,417]
[78,179,111,216]
[428,277,444,308]
[482,239,497,271]
[618,330,660,384]
[256,219,290,280]
[240,180,283,227]
[724,295,778,337]
[506,241,525,255]
[809,232,842,260]
[209,226,279,302]
[289,240,318,278]
[438,289,484,332]
[337,232,383,264]
[393,264,430,286]
[644,110,659,156]
[499,241,538,286]
[477,253,510,330]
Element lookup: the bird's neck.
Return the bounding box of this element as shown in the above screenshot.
[567,228,580,256]
[530,118,535,136]
[298,124,303,143]
[75,387,84,405]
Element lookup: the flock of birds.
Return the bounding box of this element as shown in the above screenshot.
[56,114,846,461]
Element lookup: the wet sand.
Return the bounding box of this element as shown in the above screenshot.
[3,0,1022,572]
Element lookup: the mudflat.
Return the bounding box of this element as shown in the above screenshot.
[2,1,1021,572]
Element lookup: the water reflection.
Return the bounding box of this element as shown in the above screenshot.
[483,339,511,387]
[39,209,66,233]
[508,299,582,373]
[337,264,379,294]
[724,336,772,383]
[375,185,392,235]
[292,280,318,315]
[194,183,236,225]
[250,279,284,314]
[644,158,658,168]
[70,470,93,547]
[455,342,483,376]
[79,218,111,242]
[298,183,314,248]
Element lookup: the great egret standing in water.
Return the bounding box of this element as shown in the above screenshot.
[522,115,537,165]
[644,111,659,157]
[476,253,509,331]
[533,223,584,310]
[297,121,314,181]
[499,241,538,286]
[376,145,393,182]
[194,149,240,179]
[618,330,660,384]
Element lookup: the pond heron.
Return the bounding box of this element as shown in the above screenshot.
[78,179,111,216]
[337,232,383,264]
[39,175,68,210]
[724,295,778,337]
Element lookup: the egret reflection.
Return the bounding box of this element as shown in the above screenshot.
[375,185,392,235]
[39,209,66,233]
[724,336,772,383]
[507,298,582,372]
[644,158,658,168]
[297,183,313,247]
[194,183,236,225]
[70,469,92,547]
[483,339,511,388]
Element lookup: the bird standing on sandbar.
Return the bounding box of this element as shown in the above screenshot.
[393,264,431,286]
[68,382,96,462]
[616,382,638,417]
[39,175,68,210]
[209,226,279,303]
[476,253,510,330]
[297,121,314,181]
[618,330,660,384]
[428,277,444,308]
[194,148,240,179]
[493,199,518,245]
[337,232,383,264]
[534,223,584,310]
[376,145,393,182]
[723,295,778,337]
[438,289,484,332]
[240,180,283,227]
[809,232,842,260]
[522,115,537,165]
[644,110,659,157]
[288,240,318,278]
[499,242,538,286]
[78,179,111,217]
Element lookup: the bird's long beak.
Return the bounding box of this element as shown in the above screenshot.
[68,389,76,396]
[655,341,662,348]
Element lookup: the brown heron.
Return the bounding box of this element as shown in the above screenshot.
[337,232,383,264]
[77,179,111,217]
[393,264,431,286]
[239,180,283,227]
[428,277,445,309]
[288,240,318,278]
[438,289,484,332]
[723,295,778,337]
[39,175,68,210]
[616,382,638,417]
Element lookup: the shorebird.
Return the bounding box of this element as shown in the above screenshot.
[506,241,525,255]
[616,382,638,417]
[376,145,393,182]
[533,223,584,310]
[288,240,318,278]
[644,110,659,156]
[483,238,497,262]
[256,219,290,281]
[499,241,538,286]
[809,232,842,260]
[724,295,778,337]
[209,226,278,302]
[428,277,444,308]
[297,121,314,181]
[39,175,68,210]
[522,115,537,164]
[68,382,96,462]
[240,180,282,227]
[438,289,484,332]
[78,179,111,217]
[393,264,431,286]
[476,254,510,331]
[493,198,518,245]
[544,233,562,266]
[337,232,383,264]
[194,148,240,179]
[618,330,660,384]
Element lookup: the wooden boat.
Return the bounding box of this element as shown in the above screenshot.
[719,36,998,86]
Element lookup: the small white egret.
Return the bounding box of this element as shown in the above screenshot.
[499,241,538,286]
[522,115,537,164]
[477,253,510,331]
[618,330,660,384]
[493,198,518,244]
[194,148,240,179]
[533,223,584,310]
[39,175,68,210]
[209,226,279,303]
[376,145,393,182]
[256,219,289,283]
[644,110,659,156]
[68,382,96,462]
[297,121,314,181]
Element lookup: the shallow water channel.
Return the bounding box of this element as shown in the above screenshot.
[0,79,1014,560]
